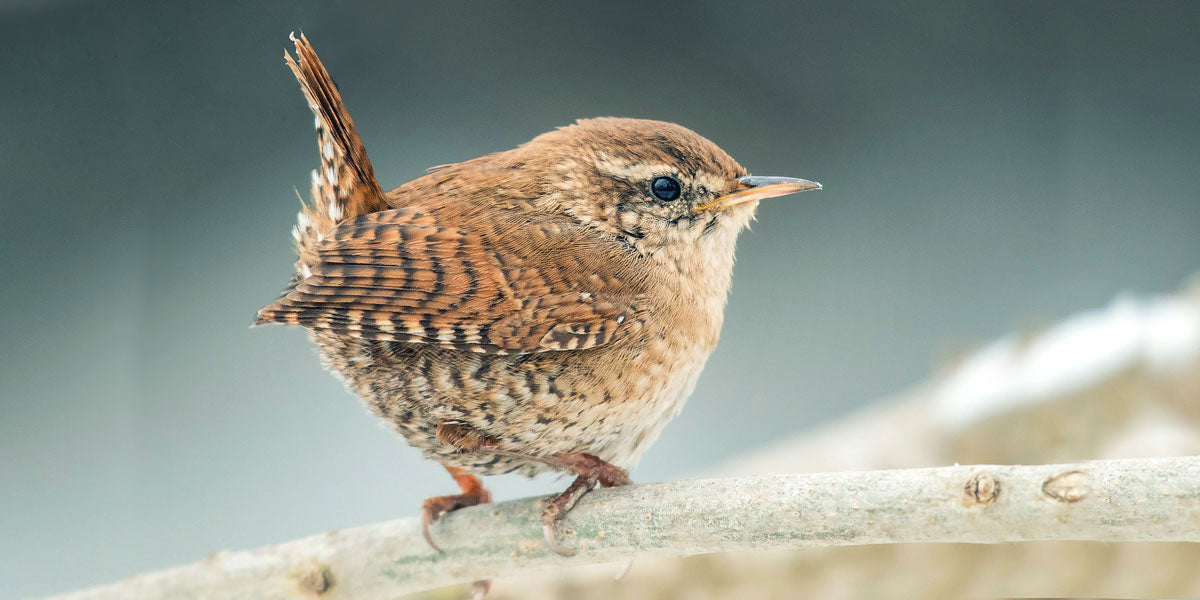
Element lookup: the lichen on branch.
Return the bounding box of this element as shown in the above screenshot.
[49,455,1200,600]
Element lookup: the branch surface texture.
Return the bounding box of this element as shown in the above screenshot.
[51,455,1200,599]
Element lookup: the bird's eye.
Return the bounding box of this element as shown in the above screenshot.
[650,176,681,202]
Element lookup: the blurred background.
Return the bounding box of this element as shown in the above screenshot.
[2,1,1199,598]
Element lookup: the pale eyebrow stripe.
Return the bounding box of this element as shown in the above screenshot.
[594,155,729,194]
[593,154,676,181]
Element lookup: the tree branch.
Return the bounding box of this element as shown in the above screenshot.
[49,455,1200,599]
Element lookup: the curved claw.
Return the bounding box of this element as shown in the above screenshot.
[542,516,578,557]
[419,467,492,555]
[419,502,443,553]
[540,474,596,557]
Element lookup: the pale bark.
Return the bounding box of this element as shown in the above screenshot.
[49,455,1200,600]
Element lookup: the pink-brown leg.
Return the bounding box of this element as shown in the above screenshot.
[538,453,631,556]
[421,465,495,597]
[420,465,492,552]
[430,420,631,558]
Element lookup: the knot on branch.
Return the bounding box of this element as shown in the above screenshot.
[1041,470,1091,503]
[963,471,1000,506]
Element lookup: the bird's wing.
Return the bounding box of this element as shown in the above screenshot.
[254,207,647,354]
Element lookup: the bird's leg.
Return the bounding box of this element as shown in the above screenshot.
[421,467,493,600]
[538,452,631,556]
[419,464,492,552]
[428,422,503,598]
[432,420,630,556]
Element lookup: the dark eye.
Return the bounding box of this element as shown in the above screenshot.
[650,176,681,201]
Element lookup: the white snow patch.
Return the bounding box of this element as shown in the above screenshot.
[934,294,1200,430]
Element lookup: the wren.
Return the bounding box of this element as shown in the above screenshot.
[256,34,821,559]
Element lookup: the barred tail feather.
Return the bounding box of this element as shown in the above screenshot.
[285,32,389,269]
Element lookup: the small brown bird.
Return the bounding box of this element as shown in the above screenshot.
[256,34,820,558]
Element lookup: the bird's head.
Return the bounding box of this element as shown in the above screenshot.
[511,118,821,274]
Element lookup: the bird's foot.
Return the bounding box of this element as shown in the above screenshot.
[425,465,494,597]
[540,453,630,557]
[420,492,487,551]
[541,473,597,556]
[420,466,492,552]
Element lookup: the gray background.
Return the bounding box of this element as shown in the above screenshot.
[2,1,1198,597]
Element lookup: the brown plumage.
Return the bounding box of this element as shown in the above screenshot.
[256,33,820,559]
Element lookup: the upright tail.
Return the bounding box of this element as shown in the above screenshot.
[285,32,390,268]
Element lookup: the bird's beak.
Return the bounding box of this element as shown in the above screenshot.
[696,175,822,212]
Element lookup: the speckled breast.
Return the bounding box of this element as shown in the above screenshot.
[311,322,715,477]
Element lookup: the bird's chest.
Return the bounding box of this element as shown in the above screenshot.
[583,328,717,467]
[309,291,724,472]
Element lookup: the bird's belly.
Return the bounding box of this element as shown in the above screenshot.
[310,330,714,477]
